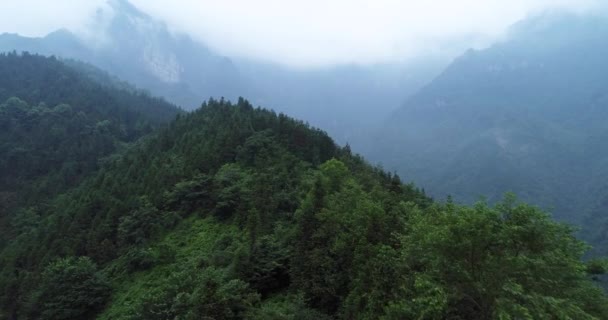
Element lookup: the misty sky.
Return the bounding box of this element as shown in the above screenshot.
[0,0,603,67]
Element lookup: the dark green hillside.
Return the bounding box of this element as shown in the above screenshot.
[0,52,180,126]
[0,53,180,248]
[1,98,606,319]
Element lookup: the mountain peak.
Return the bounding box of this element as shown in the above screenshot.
[107,0,149,19]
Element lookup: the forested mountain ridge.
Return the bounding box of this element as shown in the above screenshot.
[0,52,179,249]
[369,12,608,228]
[1,96,606,319]
[0,52,180,124]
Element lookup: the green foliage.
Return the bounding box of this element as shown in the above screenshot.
[213,163,251,220]
[33,257,111,320]
[0,53,179,254]
[117,197,177,246]
[164,173,213,214]
[128,267,259,320]
[0,52,179,127]
[292,159,423,314]
[232,234,291,296]
[249,294,333,320]
[587,259,608,275]
[1,94,605,320]
[392,195,608,319]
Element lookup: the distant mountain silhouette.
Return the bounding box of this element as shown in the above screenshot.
[371,12,608,230]
[1,0,245,109]
[0,0,442,143]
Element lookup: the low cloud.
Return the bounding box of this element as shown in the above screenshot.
[0,1,105,37]
[133,0,604,67]
[0,0,603,67]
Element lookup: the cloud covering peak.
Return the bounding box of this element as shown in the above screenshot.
[0,0,603,67]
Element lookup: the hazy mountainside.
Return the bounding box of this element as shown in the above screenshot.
[1,97,606,319]
[0,52,179,125]
[0,0,442,143]
[368,12,608,227]
[0,52,179,248]
[0,0,245,109]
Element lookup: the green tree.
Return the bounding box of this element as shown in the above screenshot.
[133,267,259,320]
[34,257,111,320]
[213,163,251,220]
[392,195,608,319]
[117,196,173,246]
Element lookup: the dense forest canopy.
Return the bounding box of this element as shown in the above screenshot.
[0,52,180,126]
[0,91,606,319]
[0,52,179,249]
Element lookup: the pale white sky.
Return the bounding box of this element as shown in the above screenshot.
[0,0,602,67]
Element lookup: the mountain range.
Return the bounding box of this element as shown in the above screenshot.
[4,1,608,245]
[3,1,608,318]
[1,53,606,319]
[3,2,608,237]
[0,0,443,144]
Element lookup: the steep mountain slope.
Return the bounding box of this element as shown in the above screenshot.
[1,98,606,319]
[369,12,608,224]
[0,52,179,248]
